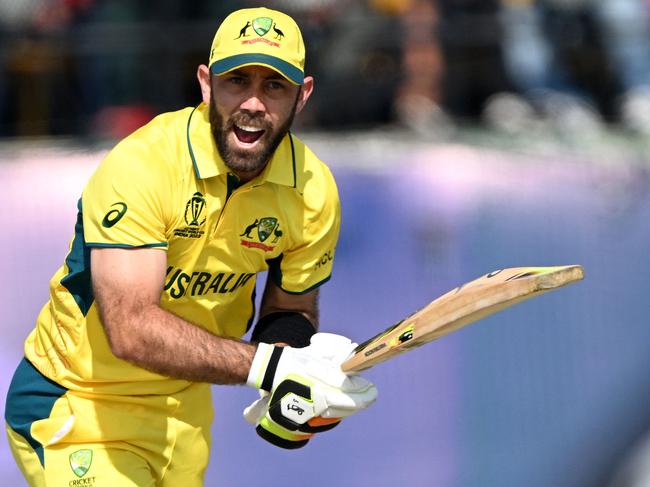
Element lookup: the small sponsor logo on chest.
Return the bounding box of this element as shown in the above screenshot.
[239,217,282,251]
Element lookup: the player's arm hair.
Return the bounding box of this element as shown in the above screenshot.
[91,247,256,384]
[252,279,319,347]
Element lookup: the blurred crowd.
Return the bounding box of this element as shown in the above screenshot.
[1,0,650,138]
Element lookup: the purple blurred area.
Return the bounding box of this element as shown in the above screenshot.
[1,139,650,486]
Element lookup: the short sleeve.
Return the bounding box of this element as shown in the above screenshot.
[82,129,172,249]
[268,166,341,294]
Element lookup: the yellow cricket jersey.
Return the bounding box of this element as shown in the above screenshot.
[24,103,340,396]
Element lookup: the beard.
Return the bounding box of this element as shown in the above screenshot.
[209,94,299,177]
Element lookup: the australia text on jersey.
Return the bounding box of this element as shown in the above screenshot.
[164,267,255,299]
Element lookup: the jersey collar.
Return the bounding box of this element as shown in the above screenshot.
[186,103,298,188]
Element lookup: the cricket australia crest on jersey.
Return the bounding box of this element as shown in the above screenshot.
[69,449,93,479]
[240,217,282,251]
[174,192,207,239]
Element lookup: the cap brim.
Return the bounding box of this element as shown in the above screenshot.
[210,54,304,85]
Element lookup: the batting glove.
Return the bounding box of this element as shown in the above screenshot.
[246,333,377,449]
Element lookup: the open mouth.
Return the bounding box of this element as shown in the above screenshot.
[233,124,265,144]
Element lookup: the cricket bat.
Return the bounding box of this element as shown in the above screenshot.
[341,265,584,373]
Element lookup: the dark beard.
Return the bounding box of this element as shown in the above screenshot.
[210,94,298,177]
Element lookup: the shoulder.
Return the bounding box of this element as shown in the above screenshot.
[95,107,196,181]
[107,108,193,162]
[290,134,339,208]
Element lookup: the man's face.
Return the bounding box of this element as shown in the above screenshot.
[209,65,301,180]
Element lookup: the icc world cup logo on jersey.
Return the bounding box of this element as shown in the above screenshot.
[184,192,206,227]
[174,192,207,239]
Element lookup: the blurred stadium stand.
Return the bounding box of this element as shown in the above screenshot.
[1,0,649,137]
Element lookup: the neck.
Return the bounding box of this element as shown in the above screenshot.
[231,163,267,184]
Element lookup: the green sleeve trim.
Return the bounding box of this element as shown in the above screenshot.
[288,132,297,189]
[266,253,331,295]
[278,275,331,295]
[186,105,201,179]
[86,242,168,249]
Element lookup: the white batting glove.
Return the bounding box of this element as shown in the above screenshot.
[246,333,377,448]
[243,333,364,423]
[243,390,270,425]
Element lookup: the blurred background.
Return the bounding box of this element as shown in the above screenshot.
[1,0,649,486]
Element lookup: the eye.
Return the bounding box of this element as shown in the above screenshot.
[266,80,287,91]
[228,76,245,85]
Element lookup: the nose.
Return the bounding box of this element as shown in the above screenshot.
[239,87,266,114]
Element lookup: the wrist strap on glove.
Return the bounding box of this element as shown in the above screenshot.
[247,343,283,391]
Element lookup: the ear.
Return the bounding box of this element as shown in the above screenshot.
[295,76,314,115]
[197,64,212,105]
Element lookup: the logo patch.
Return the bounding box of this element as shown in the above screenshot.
[257,217,277,242]
[184,192,206,226]
[239,217,282,251]
[280,393,315,425]
[101,202,127,228]
[69,449,93,478]
[252,17,272,36]
[174,192,207,239]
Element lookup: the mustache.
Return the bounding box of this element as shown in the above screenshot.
[227,112,272,131]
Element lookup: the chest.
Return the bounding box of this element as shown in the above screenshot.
[164,178,294,276]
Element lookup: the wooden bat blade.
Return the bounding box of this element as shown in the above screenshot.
[341,265,584,373]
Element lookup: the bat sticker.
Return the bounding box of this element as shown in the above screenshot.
[363,343,387,357]
[397,326,414,344]
[354,320,405,354]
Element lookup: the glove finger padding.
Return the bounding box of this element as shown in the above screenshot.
[297,416,342,434]
[245,389,341,444]
[256,417,314,449]
[256,377,343,448]
[257,377,315,449]
[266,378,316,431]
[257,373,371,448]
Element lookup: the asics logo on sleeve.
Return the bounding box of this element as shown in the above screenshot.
[101,202,128,228]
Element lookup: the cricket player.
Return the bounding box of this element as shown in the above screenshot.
[4,7,377,486]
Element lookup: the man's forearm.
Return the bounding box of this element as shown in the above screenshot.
[100,301,256,384]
